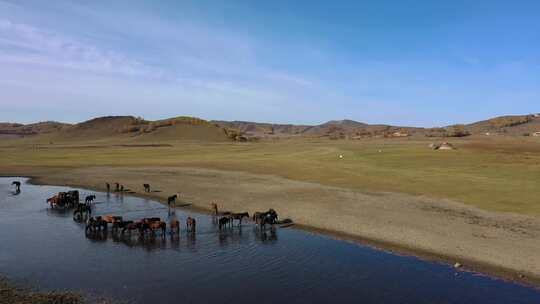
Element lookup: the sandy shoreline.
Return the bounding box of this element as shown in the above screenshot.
[3,166,540,288]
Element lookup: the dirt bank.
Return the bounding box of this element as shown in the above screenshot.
[5,165,540,288]
[0,277,81,304]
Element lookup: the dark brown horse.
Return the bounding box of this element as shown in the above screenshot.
[121,221,147,235]
[85,216,108,233]
[115,183,120,192]
[169,218,180,235]
[143,184,151,192]
[113,220,133,232]
[211,203,218,215]
[186,217,196,232]
[106,183,110,193]
[73,203,92,221]
[229,212,249,226]
[218,217,232,230]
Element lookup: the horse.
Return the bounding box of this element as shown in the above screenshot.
[147,220,167,236]
[218,217,231,230]
[169,218,180,235]
[121,221,146,235]
[252,212,264,224]
[102,215,123,226]
[106,183,110,192]
[143,184,151,192]
[186,217,196,232]
[260,209,278,229]
[47,196,60,208]
[229,212,250,226]
[112,220,133,232]
[11,181,21,192]
[85,195,96,204]
[120,185,124,192]
[167,194,177,208]
[254,209,278,228]
[73,203,92,221]
[211,203,218,215]
[115,183,120,192]
[85,216,108,233]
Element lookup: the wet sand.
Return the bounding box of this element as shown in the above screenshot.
[4,165,540,287]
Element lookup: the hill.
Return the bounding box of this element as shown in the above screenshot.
[0,116,232,143]
[2,113,540,142]
[465,114,540,136]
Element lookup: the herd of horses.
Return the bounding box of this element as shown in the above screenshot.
[212,203,279,230]
[39,181,281,240]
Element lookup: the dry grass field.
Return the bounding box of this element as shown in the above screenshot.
[2,135,540,216]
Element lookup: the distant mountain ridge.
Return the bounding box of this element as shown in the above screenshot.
[1,113,540,141]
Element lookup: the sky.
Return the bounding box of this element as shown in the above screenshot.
[0,0,539,127]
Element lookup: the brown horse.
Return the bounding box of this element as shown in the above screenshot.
[102,215,123,225]
[169,218,180,235]
[211,203,218,215]
[229,212,250,226]
[147,220,167,236]
[186,217,196,232]
[143,184,151,192]
[121,221,147,235]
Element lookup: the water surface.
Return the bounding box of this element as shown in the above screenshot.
[0,177,539,303]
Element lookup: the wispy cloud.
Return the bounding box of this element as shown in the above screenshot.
[0,18,156,77]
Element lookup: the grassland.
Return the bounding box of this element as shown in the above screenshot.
[2,136,540,216]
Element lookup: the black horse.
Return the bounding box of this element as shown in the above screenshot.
[115,183,120,192]
[143,184,151,192]
[12,181,21,193]
[254,209,278,229]
[218,217,232,230]
[106,183,110,192]
[85,195,96,203]
[167,194,177,207]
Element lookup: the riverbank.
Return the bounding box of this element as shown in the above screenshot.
[4,165,540,288]
[0,276,81,304]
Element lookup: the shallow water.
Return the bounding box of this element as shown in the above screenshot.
[0,177,539,304]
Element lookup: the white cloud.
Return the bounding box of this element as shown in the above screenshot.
[0,18,157,77]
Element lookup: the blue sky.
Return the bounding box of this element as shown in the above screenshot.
[0,0,539,126]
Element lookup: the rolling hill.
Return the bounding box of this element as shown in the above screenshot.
[1,113,540,142]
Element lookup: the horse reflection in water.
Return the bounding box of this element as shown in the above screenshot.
[254,227,278,243]
[85,229,109,243]
[102,231,168,252]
